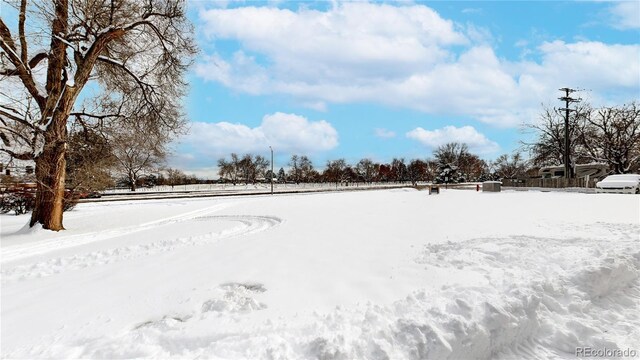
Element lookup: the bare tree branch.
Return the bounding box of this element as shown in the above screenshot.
[0,18,46,108]
[18,0,28,66]
[0,147,34,160]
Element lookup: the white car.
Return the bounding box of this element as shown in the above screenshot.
[595,174,640,194]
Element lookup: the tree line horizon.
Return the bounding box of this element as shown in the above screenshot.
[214,144,522,186]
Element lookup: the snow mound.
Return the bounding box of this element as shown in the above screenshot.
[417,233,640,358]
[573,254,639,298]
[8,229,638,359]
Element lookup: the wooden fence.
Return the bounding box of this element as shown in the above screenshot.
[501,177,596,189]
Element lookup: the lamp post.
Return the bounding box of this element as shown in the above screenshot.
[269,146,274,195]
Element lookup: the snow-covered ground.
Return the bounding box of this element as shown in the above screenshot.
[97,182,415,202]
[1,189,638,359]
[103,182,409,194]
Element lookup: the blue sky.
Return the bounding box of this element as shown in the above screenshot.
[172,1,639,178]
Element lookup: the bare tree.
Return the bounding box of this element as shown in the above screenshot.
[323,159,347,185]
[376,163,392,182]
[390,158,407,182]
[458,154,489,182]
[523,102,640,174]
[355,158,375,184]
[253,155,269,182]
[111,124,167,191]
[579,102,640,174]
[343,165,357,183]
[65,121,115,191]
[238,154,253,184]
[298,155,314,183]
[288,154,301,184]
[0,0,195,230]
[407,159,433,185]
[521,104,589,168]
[218,153,268,184]
[217,153,240,184]
[287,154,315,183]
[239,154,268,184]
[216,160,232,183]
[434,143,469,168]
[166,167,187,186]
[492,152,528,179]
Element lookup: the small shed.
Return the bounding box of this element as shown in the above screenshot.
[482,181,501,192]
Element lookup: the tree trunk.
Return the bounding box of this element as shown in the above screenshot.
[129,174,137,191]
[29,0,70,231]
[30,137,66,231]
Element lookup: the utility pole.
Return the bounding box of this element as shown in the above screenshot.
[559,88,580,179]
[269,146,274,195]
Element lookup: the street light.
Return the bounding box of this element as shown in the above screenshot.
[269,146,274,195]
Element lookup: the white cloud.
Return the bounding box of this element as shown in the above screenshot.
[197,2,467,89]
[515,39,528,48]
[195,52,268,95]
[200,3,467,58]
[196,3,640,127]
[175,166,220,180]
[465,23,494,44]
[406,125,499,154]
[523,41,640,90]
[301,101,328,112]
[165,155,220,179]
[609,2,640,30]
[182,112,338,158]
[462,8,482,15]
[374,128,396,138]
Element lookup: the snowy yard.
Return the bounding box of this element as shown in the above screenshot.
[1,188,639,359]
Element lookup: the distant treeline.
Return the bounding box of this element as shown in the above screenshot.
[214,142,530,185]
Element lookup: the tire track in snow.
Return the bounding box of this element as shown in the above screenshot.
[1,203,233,263]
[1,215,282,283]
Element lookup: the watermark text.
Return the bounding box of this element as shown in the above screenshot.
[576,347,637,358]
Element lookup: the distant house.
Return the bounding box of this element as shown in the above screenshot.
[538,163,608,179]
[0,154,35,180]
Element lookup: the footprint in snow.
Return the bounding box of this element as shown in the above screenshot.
[201,282,268,314]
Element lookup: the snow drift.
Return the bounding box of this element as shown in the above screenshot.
[1,189,638,359]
